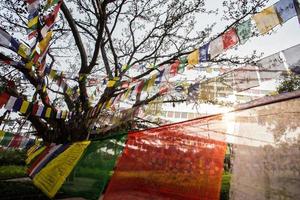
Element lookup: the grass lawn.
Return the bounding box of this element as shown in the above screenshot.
[0,165,27,180]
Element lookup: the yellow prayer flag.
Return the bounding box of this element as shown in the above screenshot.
[20,101,30,114]
[49,70,57,79]
[25,61,33,70]
[252,6,280,35]
[188,49,199,65]
[0,131,4,142]
[26,146,46,165]
[45,108,51,118]
[33,141,90,198]
[28,16,38,28]
[105,99,113,109]
[107,80,116,87]
[38,31,52,53]
[66,88,72,96]
[147,74,156,91]
[18,43,29,58]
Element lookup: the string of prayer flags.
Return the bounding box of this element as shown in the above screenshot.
[282,43,300,74]
[199,43,210,62]
[0,28,29,59]
[187,49,199,65]
[253,6,281,35]
[0,92,10,108]
[236,19,252,44]
[0,131,35,149]
[222,28,239,50]
[27,0,40,40]
[32,141,90,198]
[209,36,224,59]
[275,0,298,23]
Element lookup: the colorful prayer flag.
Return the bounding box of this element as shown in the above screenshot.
[222,28,239,49]
[188,49,199,65]
[20,100,30,114]
[275,0,297,23]
[5,96,17,111]
[169,60,180,76]
[33,141,90,198]
[61,136,127,200]
[237,19,252,44]
[155,69,165,85]
[199,43,210,62]
[103,123,226,200]
[209,36,224,59]
[253,6,281,34]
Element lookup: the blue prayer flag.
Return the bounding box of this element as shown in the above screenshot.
[275,0,297,22]
[199,43,209,62]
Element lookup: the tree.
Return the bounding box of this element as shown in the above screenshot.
[0,0,268,143]
[277,73,300,94]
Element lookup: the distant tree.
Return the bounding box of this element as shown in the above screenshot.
[277,73,300,94]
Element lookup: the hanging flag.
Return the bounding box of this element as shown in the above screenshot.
[5,96,17,111]
[253,6,281,35]
[103,122,226,200]
[36,105,44,117]
[222,28,239,50]
[61,136,127,200]
[237,19,252,44]
[0,92,10,108]
[0,132,13,147]
[20,100,30,114]
[0,131,4,143]
[275,0,297,23]
[147,74,157,91]
[33,141,90,198]
[8,134,22,148]
[282,43,300,74]
[12,98,23,112]
[187,49,199,66]
[169,60,180,76]
[209,36,224,59]
[136,80,145,94]
[155,69,165,85]
[199,43,210,62]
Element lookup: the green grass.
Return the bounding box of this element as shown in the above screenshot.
[0,165,27,180]
[0,181,49,200]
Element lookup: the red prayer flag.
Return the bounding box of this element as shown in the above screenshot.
[103,118,227,200]
[0,92,10,108]
[170,60,180,76]
[222,28,239,50]
[8,135,23,148]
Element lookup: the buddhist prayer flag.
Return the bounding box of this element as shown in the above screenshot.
[103,122,226,200]
[155,69,165,84]
[209,36,224,59]
[282,43,300,74]
[33,141,90,198]
[275,0,297,23]
[147,74,156,91]
[222,28,239,49]
[12,98,23,112]
[136,80,144,94]
[20,100,30,114]
[169,60,180,76]
[8,134,22,148]
[61,136,127,200]
[0,132,13,147]
[199,43,210,62]
[188,49,199,65]
[253,6,281,34]
[5,96,17,110]
[0,92,10,108]
[237,19,252,44]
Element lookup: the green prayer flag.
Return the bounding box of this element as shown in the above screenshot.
[0,132,13,147]
[60,134,127,200]
[236,19,252,44]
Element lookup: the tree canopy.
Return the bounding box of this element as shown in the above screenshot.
[0,0,271,143]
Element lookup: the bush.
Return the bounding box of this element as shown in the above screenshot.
[220,172,231,200]
[0,150,26,166]
[0,165,27,180]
